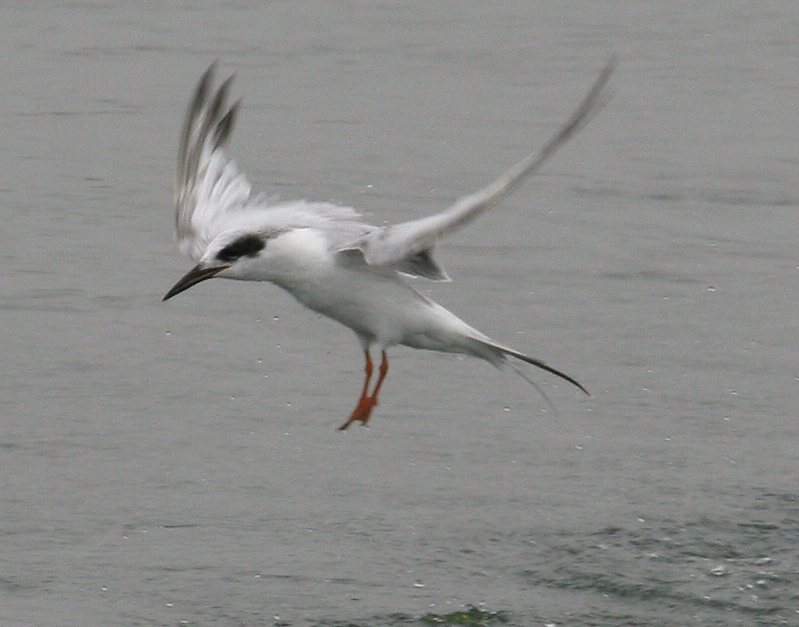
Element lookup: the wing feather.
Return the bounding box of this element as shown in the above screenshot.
[174,64,254,261]
[173,58,614,278]
[356,56,616,270]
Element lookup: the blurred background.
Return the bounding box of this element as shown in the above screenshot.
[1,2,798,625]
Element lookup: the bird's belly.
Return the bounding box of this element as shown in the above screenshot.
[282,268,431,347]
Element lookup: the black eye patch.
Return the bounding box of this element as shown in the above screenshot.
[217,234,266,262]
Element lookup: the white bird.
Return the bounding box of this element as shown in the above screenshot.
[164,59,615,429]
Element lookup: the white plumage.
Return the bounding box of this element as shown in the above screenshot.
[164,58,615,429]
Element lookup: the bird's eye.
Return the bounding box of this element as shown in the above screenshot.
[217,235,266,262]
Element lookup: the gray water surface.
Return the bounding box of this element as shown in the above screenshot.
[2,2,799,626]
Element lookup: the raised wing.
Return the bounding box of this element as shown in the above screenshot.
[174,63,252,261]
[351,56,616,272]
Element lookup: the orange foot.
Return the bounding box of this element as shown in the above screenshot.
[338,350,389,430]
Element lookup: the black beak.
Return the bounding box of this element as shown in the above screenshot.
[162,264,230,301]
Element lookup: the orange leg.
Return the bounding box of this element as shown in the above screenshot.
[338,350,389,430]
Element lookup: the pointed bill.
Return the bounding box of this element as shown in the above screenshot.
[162,264,230,301]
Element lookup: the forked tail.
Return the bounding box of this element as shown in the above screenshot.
[500,343,589,396]
[470,336,590,396]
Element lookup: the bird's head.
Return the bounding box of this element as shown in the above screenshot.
[163,232,267,301]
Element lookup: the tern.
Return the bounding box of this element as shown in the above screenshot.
[164,59,614,429]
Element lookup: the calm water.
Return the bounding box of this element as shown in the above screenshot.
[2,2,799,626]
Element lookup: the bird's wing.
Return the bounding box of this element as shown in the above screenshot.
[175,64,373,262]
[346,56,616,275]
[174,63,256,262]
